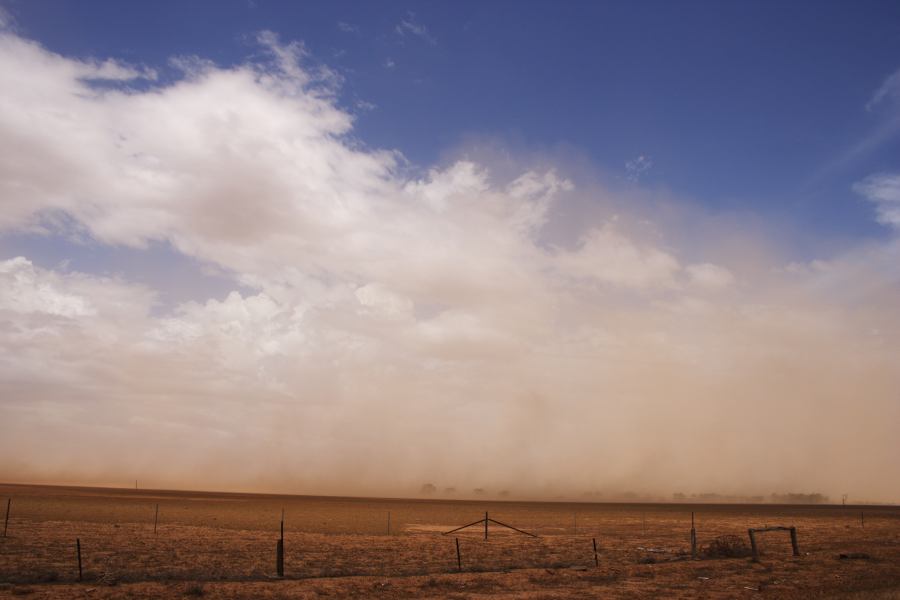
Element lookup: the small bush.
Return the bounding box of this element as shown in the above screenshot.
[701,535,752,558]
[31,571,58,583]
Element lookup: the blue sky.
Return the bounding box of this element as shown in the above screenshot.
[1,2,899,499]
[8,0,900,243]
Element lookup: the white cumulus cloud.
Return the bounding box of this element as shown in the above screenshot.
[854,173,900,228]
[0,29,898,501]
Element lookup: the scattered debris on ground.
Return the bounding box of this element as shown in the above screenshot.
[838,552,871,560]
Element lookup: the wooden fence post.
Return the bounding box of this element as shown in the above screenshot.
[276,510,285,577]
[748,529,759,562]
[276,539,284,577]
[154,504,159,535]
[789,527,800,556]
[484,512,488,540]
[3,498,9,537]
[76,538,83,582]
[456,537,462,571]
[592,537,599,567]
[387,511,391,535]
[690,512,697,558]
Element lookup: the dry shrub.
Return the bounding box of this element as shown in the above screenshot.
[184,583,205,596]
[700,535,752,558]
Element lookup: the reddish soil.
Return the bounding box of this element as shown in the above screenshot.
[1,483,898,598]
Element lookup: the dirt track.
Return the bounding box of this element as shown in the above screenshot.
[1,483,898,598]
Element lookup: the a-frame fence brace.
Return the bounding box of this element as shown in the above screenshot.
[442,511,538,539]
[747,526,800,562]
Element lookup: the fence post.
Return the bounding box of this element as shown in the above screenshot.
[484,512,488,540]
[154,504,159,535]
[276,539,284,577]
[691,512,697,558]
[3,498,9,537]
[456,537,462,571]
[789,527,800,556]
[592,537,599,567]
[276,510,285,577]
[748,529,759,562]
[76,538,83,582]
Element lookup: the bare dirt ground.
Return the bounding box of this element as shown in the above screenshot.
[0,483,898,598]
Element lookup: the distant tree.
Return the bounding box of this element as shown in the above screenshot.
[473,488,485,496]
[770,492,829,504]
[420,483,437,495]
[699,492,722,500]
[499,490,510,498]
[443,487,456,494]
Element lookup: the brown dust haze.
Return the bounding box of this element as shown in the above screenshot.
[0,26,898,503]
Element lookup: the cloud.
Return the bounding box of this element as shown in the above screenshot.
[1,257,96,317]
[686,263,735,289]
[0,29,899,501]
[395,12,436,45]
[809,67,900,181]
[866,67,900,112]
[337,21,359,34]
[625,154,653,182]
[854,173,900,229]
[556,224,681,289]
[0,5,13,29]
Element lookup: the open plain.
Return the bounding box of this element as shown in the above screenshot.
[1,484,899,598]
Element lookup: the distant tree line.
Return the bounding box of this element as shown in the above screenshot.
[769,492,829,504]
[417,484,829,504]
[671,491,829,504]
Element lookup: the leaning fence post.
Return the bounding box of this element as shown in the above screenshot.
[456,537,462,571]
[76,538,83,582]
[789,527,800,556]
[484,512,488,540]
[592,537,599,567]
[748,529,759,562]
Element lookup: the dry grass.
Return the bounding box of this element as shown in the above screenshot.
[0,483,898,598]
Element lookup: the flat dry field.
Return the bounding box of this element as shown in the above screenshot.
[1,484,898,599]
